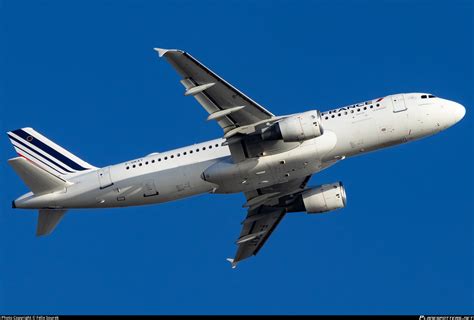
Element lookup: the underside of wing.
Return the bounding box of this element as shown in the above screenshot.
[155,48,274,133]
[227,175,312,268]
[230,206,286,268]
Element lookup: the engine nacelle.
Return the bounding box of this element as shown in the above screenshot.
[288,182,346,214]
[261,110,324,142]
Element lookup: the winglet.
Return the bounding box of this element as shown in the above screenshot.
[153,48,184,58]
[153,48,169,58]
[226,258,238,269]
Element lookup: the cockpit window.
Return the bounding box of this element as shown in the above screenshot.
[421,94,436,99]
[421,95,427,99]
[428,94,436,98]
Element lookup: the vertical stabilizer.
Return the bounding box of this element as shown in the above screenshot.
[7,127,96,178]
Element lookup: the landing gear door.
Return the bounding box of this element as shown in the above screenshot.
[98,166,113,189]
[392,95,407,113]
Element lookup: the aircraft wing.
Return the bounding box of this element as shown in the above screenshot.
[227,175,312,268]
[154,48,274,134]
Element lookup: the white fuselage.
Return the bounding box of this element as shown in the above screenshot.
[14,93,465,210]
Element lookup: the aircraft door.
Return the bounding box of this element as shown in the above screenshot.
[98,166,113,189]
[392,95,407,113]
[143,180,159,197]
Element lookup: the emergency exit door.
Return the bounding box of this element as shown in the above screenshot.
[391,95,407,113]
[98,166,113,189]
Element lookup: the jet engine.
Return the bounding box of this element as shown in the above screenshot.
[288,182,346,214]
[261,110,324,142]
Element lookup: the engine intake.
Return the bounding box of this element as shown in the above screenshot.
[288,182,346,214]
[261,110,324,142]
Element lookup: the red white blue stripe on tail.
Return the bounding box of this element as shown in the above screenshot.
[7,127,96,177]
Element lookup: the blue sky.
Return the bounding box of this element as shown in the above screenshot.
[1,0,472,315]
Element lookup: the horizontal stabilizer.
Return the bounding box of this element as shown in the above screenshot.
[37,209,67,236]
[8,157,67,195]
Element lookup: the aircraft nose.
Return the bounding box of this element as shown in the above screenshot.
[451,101,466,123]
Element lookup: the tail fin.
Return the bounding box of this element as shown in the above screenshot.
[7,127,96,178]
[37,209,67,236]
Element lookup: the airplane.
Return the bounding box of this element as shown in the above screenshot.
[7,48,466,268]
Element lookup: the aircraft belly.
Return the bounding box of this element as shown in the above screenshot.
[151,163,213,202]
[204,142,330,194]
